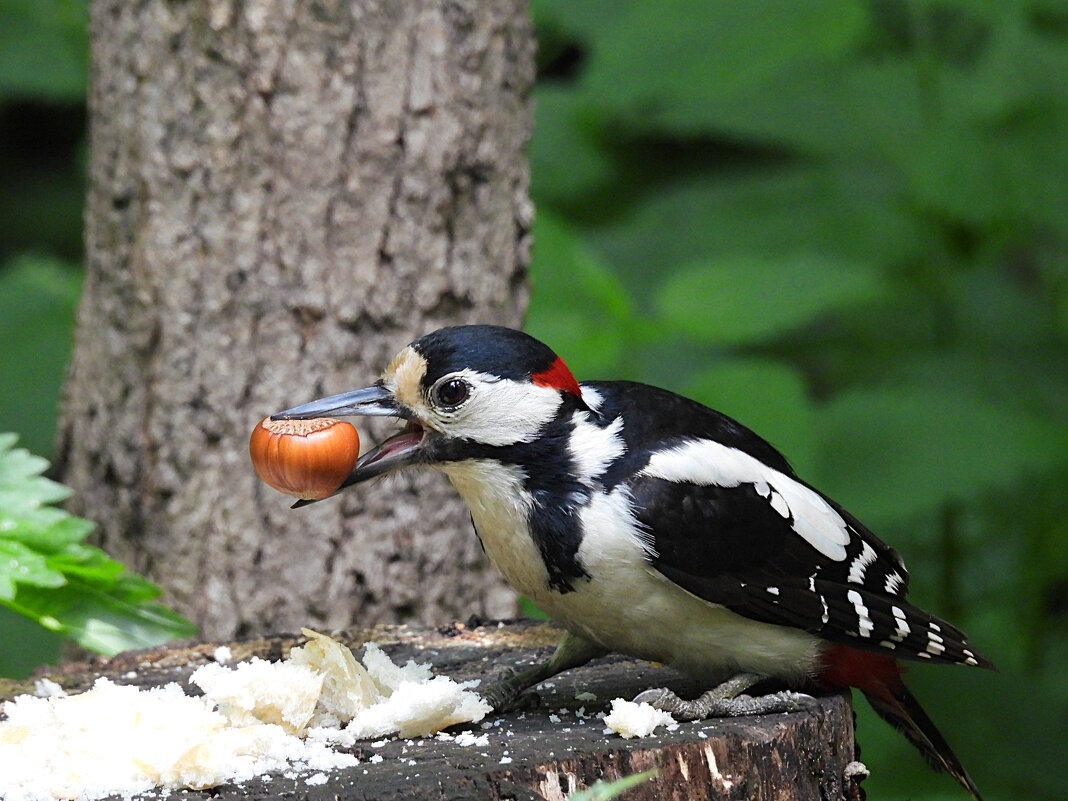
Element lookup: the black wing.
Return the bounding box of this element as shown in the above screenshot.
[583,380,991,669]
[628,468,990,668]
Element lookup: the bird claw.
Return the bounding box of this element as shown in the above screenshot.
[632,687,682,712]
[481,667,542,712]
[634,674,813,720]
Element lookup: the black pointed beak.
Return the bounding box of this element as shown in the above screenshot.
[270,384,427,507]
[272,384,399,421]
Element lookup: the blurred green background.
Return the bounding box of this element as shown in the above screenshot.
[1,1,1066,798]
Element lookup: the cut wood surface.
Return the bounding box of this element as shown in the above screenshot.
[2,620,866,801]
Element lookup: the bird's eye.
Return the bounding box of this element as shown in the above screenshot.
[433,378,470,409]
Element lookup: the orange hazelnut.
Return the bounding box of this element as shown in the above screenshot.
[249,417,360,500]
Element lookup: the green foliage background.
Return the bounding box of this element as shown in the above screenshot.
[1,2,1066,799]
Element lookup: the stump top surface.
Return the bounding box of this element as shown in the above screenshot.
[2,619,861,801]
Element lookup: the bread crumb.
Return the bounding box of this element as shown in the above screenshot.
[603,698,677,738]
[454,732,489,747]
[192,657,323,735]
[0,629,489,800]
[0,677,356,800]
[212,645,233,663]
[32,678,65,698]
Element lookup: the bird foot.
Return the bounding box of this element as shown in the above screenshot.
[633,672,813,720]
[480,632,607,712]
[480,666,542,712]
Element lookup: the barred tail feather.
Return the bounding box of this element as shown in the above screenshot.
[862,681,984,801]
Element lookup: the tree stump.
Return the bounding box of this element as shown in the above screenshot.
[3,620,866,800]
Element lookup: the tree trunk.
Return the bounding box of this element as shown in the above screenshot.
[58,0,535,638]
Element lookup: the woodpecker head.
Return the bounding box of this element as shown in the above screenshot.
[273,325,587,500]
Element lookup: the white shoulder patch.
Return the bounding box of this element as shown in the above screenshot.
[569,415,624,487]
[641,439,850,562]
[578,383,604,412]
[577,484,657,563]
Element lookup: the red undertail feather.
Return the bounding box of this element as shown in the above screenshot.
[817,644,984,801]
[532,357,582,398]
[817,643,904,692]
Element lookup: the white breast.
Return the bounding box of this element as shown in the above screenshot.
[567,487,821,682]
[442,459,821,683]
[441,459,549,600]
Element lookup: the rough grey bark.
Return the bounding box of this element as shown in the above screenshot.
[59,0,534,638]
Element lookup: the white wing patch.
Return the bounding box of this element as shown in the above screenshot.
[890,605,911,642]
[641,439,850,562]
[809,574,830,624]
[753,479,790,518]
[847,589,874,638]
[925,631,946,656]
[884,570,905,595]
[847,541,878,585]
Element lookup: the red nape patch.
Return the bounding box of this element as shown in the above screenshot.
[815,643,904,696]
[532,356,582,398]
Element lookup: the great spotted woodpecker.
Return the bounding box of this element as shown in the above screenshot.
[275,324,993,799]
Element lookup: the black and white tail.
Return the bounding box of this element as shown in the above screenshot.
[863,679,984,801]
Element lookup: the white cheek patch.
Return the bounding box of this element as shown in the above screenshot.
[641,439,851,562]
[435,371,563,446]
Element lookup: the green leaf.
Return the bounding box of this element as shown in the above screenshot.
[694,57,927,157]
[531,85,615,208]
[0,433,71,515]
[531,0,635,44]
[526,211,637,377]
[568,770,657,801]
[654,254,885,346]
[812,385,1068,525]
[901,122,1067,226]
[581,0,867,137]
[0,434,197,654]
[0,254,83,459]
[0,539,66,599]
[0,0,88,102]
[10,579,197,656]
[683,359,818,474]
[46,544,125,582]
[585,165,926,301]
[0,513,94,553]
[0,606,63,679]
[933,8,1068,126]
